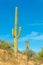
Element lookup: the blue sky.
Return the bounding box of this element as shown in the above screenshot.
[0,0,43,52]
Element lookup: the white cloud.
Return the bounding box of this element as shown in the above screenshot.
[33,35,43,40]
[28,23,43,26]
[28,31,38,37]
[19,31,43,42]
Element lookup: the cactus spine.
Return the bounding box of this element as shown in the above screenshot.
[12,7,22,57]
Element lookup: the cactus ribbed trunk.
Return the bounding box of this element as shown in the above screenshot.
[14,38,18,57]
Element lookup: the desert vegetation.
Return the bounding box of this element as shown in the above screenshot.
[0,40,43,65]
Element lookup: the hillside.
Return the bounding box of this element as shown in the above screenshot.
[0,49,43,65]
[0,40,43,65]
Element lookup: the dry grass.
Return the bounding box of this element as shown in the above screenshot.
[0,49,43,65]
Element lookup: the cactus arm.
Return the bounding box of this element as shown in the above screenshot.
[17,27,22,38]
[12,28,15,38]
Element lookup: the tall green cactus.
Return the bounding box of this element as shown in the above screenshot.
[12,7,22,57]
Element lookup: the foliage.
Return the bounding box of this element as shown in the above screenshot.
[21,49,36,59]
[35,48,43,62]
[29,50,36,58]
[0,40,43,63]
[0,40,13,51]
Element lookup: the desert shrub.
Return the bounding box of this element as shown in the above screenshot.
[0,40,13,51]
[35,48,43,62]
[22,49,36,59]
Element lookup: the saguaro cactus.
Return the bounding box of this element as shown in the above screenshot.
[25,41,29,65]
[12,7,22,57]
[25,41,29,56]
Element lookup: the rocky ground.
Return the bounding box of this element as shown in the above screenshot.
[0,49,43,65]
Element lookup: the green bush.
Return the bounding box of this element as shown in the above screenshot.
[35,48,43,62]
[0,40,13,51]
